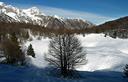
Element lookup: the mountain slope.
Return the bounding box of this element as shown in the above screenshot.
[0,2,94,29]
[98,16,128,29]
[96,16,128,39]
[0,13,16,22]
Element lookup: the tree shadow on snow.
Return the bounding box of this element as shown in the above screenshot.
[0,64,127,82]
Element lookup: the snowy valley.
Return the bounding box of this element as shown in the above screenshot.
[25,33,128,72]
[0,1,128,82]
[0,33,128,82]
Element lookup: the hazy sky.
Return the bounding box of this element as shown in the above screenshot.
[1,0,127,24]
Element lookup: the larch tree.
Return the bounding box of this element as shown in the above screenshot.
[2,33,25,65]
[45,34,87,77]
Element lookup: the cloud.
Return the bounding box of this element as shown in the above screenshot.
[38,6,114,25]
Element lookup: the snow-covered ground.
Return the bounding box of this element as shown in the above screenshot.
[0,64,126,82]
[1,33,128,82]
[77,34,128,72]
[25,33,128,72]
[25,37,50,68]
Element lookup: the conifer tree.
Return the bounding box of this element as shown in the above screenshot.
[27,44,35,58]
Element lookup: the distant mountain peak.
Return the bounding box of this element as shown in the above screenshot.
[23,7,43,15]
[0,1,94,29]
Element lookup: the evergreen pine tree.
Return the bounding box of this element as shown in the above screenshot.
[27,44,35,58]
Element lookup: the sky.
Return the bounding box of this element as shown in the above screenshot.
[0,0,128,24]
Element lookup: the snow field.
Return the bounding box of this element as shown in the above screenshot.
[25,33,128,72]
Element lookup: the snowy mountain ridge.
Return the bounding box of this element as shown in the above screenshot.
[0,2,94,29]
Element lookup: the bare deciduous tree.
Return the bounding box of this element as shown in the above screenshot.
[45,34,87,77]
[2,33,25,65]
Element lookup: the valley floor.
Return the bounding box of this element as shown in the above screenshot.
[25,33,128,72]
[1,33,128,82]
